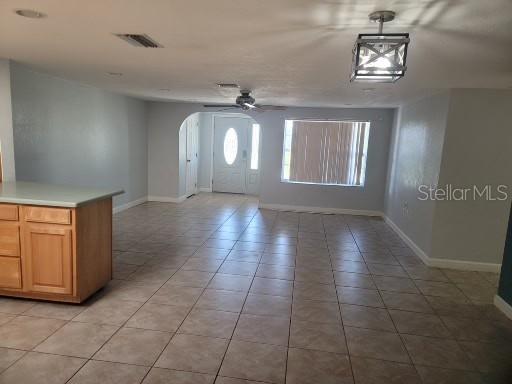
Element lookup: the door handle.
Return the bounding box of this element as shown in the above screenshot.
[187,159,191,162]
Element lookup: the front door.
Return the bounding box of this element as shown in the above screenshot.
[213,116,249,193]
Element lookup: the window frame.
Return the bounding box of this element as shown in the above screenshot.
[250,123,260,170]
[280,119,371,188]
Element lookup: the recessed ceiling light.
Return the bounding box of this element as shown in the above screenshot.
[159,88,171,92]
[216,83,240,89]
[107,72,123,76]
[362,88,375,92]
[15,9,46,18]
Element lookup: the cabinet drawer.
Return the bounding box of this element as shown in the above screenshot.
[0,256,22,289]
[0,224,20,257]
[0,204,18,221]
[24,207,72,225]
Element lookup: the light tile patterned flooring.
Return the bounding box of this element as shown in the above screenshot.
[0,193,511,383]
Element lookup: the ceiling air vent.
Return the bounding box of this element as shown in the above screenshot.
[115,34,163,48]
[216,83,240,89]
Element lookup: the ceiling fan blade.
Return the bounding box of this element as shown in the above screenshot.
[203,104,240,108]
[255,105,287,111]
[243,103,257,109]
[217,107,240,112]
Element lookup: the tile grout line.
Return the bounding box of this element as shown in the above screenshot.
[366,218,426,378]
[64,195,251,383]
[145,195,255,383]
[211,207,261,383]
[368,219,484,377]
[283,214,298,384]
[0,196,504,382]
[334,215,362,383]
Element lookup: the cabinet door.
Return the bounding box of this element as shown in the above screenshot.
[23,225,73,295]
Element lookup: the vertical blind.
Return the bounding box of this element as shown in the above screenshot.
[283,120,370,186]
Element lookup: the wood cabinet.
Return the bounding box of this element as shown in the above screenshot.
[23,224,73,295]
[0,204,19,221]
[0,199,113,303]
[0,256,21,289]
[0,223,20,257]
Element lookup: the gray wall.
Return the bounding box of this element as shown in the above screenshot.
[385,92,450,255]
[431,89,512,264]
[0,59,15,181]
[10,64,148,208]
[258,107,393,211]
[147,102,197,199]
[385,89,512,266]
[147,101,394,212]
[198,112,213,190]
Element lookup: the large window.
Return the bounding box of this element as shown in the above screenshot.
[281,119,370,186]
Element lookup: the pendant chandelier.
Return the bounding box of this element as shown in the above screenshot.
[351,10,410,83]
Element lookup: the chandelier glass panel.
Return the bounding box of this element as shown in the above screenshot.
[351,11,410,83]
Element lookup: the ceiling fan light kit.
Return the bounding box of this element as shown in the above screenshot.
[351,10,410,83]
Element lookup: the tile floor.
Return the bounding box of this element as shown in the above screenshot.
[0,193,511,383]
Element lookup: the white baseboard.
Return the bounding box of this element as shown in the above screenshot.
[428,258,501,273]
[113,196,147,214]
[199,188,212,193]
[259,203,382,217]
[383,216,430,265]
[384,215,501,273]
[147,195,187,203]
[494,295,512,320]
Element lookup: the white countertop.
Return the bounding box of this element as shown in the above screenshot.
[0,182,124,208]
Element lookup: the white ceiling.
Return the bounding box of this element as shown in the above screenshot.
[1,0,511,107]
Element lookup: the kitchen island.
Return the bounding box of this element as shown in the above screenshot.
[0,181,123,303]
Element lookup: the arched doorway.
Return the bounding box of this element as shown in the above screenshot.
[179,113,200,198]
[179,111,261,197]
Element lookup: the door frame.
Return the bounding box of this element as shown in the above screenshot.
[211,114,253,194]
[184,116,199,198]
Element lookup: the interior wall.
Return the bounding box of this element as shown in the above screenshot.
[198,112,213,190]
[385,89,512,268]
[147,102,202,199]
[431,89,512,265]
[147,101,394,212]
[385,92,450,255]
[10,64,148,208]
[258,107,393,212]
[0,59,15,181]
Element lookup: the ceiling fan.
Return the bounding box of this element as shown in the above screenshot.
[203,90,286,112]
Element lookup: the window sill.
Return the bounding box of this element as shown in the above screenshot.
[280,180,364,188]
